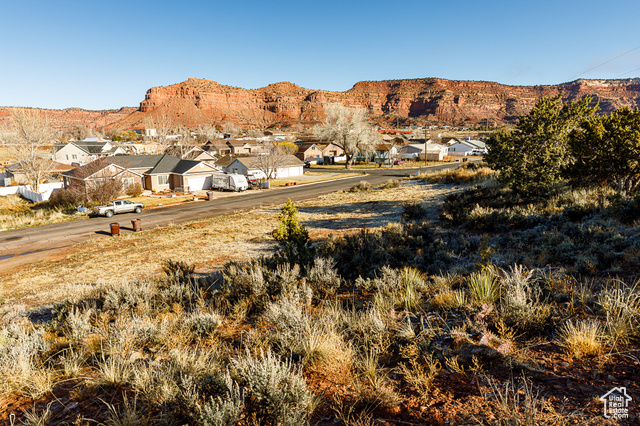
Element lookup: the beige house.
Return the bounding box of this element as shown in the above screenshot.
[165,145,218,164]
[142,155,219,192]
[5,159,73,185]
[225,139,262,155]
[52,139,126,165]
[295,143,324,162]
[202,139,232,156]
[62,161,144,198]
[63,154,220,193]
[321,143,345,157]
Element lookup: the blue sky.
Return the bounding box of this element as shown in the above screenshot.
[1,0,639,110]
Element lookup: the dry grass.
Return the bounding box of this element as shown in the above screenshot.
[558,320,602,358]
[418,164,495,184]
[129,195,196,207]
[0,180,460,306]
[268,172,363,187]
[0,194,91,231]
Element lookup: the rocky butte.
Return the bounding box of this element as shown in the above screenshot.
[113,77,640,129]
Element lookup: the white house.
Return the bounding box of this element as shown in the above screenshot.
[448,139,487,156]
[399,143,449,161]
[225,155,304,179]
[52,140,126,165]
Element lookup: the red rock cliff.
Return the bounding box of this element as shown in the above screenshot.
[119,77,640,129]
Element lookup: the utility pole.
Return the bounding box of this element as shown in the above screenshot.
[424,128,429,167]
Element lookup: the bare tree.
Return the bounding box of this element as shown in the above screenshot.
[254,141,289,180]
[66,158,125,203]
[144,114,176,154]
[314,103,378,169]
[195,124,221,144]
[1,109,58,193]
[222,121,240,138]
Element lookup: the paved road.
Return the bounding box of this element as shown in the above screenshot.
[0,162,467,271]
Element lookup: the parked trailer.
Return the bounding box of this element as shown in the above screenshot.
[211,173,249,192]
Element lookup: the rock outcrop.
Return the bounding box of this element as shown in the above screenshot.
[115,77,640,129]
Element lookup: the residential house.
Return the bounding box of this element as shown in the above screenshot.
[373,143,399,164]
[165,145,218,164]
[448,139,487,156]
[62,160,145,198]
[63,154,220,194]
[214,155,235,172]
[225,139,262,155]
[226,155,304,179]
[142,155,219,192]
[321,143,344,158]
[52,139,126,165]
[398,144,425,160]
[399,142,449,161]
[4,159,73,186]
[295,143,324,162]
[202,139,232,156]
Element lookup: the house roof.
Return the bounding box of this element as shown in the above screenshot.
[63,159,127,179]
[63,154,213,178]
[451,139,486,149]
[164,145,215,160]
[6,159,73,174]
[226,139,253,147]
[375,143,395,151]
[400,144,425,152]
[108,155,166,169]
[72,141,112,154]
[215,155,236,167]
[296,142,322,152]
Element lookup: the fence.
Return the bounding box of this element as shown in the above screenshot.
[0,182,64,202]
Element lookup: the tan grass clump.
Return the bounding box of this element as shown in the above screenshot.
[419,164,495,184]
[558,320,601,358]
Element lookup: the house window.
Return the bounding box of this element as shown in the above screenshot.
[158,175,169,185]
[123,178,135,188]
[66,155,69,161]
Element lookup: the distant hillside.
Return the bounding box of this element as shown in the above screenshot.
[4,77,640,131]
[0,106,137,131]
[112,77,640,129]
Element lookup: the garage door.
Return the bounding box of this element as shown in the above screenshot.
[187,175,212,191]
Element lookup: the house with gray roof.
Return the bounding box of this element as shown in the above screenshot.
[52,140,126,164]
[63,154,219,194]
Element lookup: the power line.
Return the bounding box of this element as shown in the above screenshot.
[573,44,640,79]
[616,66,640,78]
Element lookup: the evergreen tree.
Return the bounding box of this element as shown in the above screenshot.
[485,95,598,194]
[570,107,640,196]
[272,199,313,271]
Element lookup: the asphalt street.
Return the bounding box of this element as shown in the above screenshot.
[0,162,469,272]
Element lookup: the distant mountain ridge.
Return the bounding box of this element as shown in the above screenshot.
[4,77,640,131]
[0,106,137,131]
[113,77,640,129]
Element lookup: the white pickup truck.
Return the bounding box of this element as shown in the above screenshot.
[94,200,144,218]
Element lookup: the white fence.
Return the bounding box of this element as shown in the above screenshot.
[0,182,64,202]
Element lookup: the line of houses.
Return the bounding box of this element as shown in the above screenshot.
[2,133,486,195]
